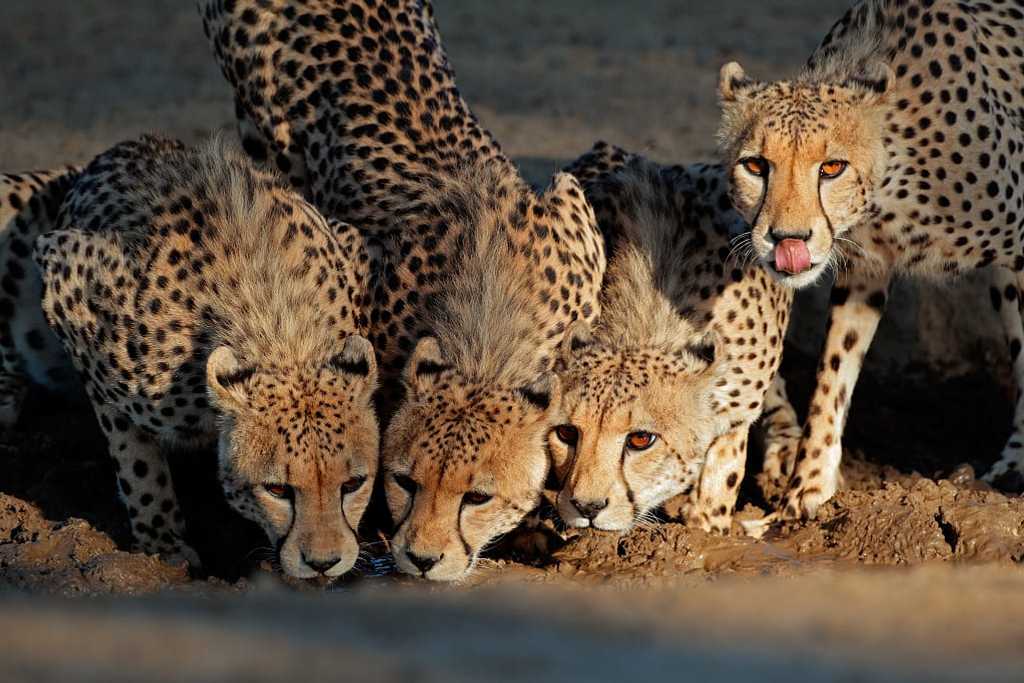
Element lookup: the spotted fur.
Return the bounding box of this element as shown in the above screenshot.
[35,136,379,577]
[0,168,80,427]
[201,0,503,231]
[550,143,794,534]
[717,0,1024,519]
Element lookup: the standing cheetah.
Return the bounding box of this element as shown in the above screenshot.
[551,142,794,534]
[35,135,379,577]
[0,168,80,428]
[717,0,1024,520]
[203,0,607,580]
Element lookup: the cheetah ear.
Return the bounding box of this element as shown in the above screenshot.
[327,335,378,395]
[676,327,721,374]
[544,172,590,213]
[327,218,386,265]
[719,62,757,102]
[207,346,257,414]
[557,320,594,370]
[842,62,895,101]
[405,336,449,397]
[517,371,562,417]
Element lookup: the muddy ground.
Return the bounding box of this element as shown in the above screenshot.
[2,0,1024,680]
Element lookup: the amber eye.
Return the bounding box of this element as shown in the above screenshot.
[393,473,418,495]
[462,491,493,506]
[741,157,768,177]
[554,425,579,446]
[263,483,293,499]
[341,475,366,495]
[820,160,848,179]
[625,432,657,451]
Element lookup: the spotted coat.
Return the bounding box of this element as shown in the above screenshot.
[35,135,380,577]
[203,0,607,580]
[0,168,80,427]
[550,142,794,534]
[717,0,1024,520]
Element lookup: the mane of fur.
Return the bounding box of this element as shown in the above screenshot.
[592,161,701,350]
[407,160,553,386]
[139,137,350,370]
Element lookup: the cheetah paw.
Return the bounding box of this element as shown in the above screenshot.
[138,541,202,570]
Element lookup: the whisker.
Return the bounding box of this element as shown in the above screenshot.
[834,234,866,257]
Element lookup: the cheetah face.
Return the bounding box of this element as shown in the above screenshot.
[718,62,891,289]
[384,338,560,582]
[207,336,379,580]
[550,328,719,531]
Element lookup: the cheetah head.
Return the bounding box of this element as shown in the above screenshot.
[206,335,379,580]
[717,62,893,288]
[384,338,561,582]
[549,323,721,531]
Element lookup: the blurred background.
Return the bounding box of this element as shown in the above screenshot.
[1,1,1022,681]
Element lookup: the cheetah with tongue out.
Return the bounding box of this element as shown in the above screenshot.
[717,0,1024,521]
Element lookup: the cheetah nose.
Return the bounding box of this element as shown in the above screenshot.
[571,497,609,520]
[773,238,812,275]
[406,550,442,575]
[303,554,341,575]
[769,227,812,242]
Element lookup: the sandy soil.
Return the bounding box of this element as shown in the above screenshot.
[2,1,1024,680]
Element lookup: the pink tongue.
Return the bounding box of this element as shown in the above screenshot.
[774,239,812,274]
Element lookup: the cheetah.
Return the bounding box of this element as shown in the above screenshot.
[203,0,607,581]
[381,163,603,581]
[550,142,794,534]
[35,135,379,577]
[717,0,1024,521]
[0,168,80,428]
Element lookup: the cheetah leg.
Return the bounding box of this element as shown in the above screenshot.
[780,270,892,520]
[688,425,749,534]
[0,371,27,432]
[95,405,200,568]
[983,267,1024,483]
[758,373,802,505]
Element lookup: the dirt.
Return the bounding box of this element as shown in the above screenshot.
[3,0,1024,679]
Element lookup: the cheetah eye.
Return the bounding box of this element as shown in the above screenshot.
[554,424,579,446]
[462,491,493,506]
[820,160,848,179]
[740,156,768,177]
[263,483,294,500]
[341,475,367,495]
[625,432,657,451]
[393,473,418,495]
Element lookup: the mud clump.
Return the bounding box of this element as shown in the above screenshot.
[784,467,1024,565]
[519,461,1024,586]
[0,494,189,595]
